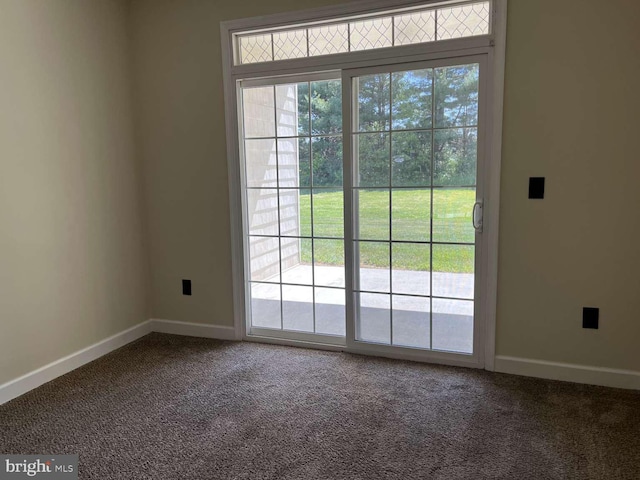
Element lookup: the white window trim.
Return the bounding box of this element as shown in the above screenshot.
[221,0,507,371]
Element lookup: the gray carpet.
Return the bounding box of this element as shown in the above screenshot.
[1,333,639,479]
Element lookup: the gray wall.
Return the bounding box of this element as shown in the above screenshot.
[0,0,149,385]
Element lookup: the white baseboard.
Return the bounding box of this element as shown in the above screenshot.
[0,320,153,405]
[494,355,640,390]
[150,318,238,341]
[4,321,638,406]
[0,318,239,405]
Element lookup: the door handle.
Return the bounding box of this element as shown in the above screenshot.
[472,200,483,233]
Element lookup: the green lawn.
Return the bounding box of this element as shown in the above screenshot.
[298,189,476,273]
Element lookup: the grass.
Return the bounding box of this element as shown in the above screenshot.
[298,189,475,273]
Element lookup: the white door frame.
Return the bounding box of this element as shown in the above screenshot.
[221,0,507,370]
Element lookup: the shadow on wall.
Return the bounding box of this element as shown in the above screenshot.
[245,84,302,281]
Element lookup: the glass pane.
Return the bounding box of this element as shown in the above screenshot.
[312,136,342,187]
[245,138,277,188]
[433,128,477,186]
[243,86,275,137]
[278,137,310,188]
[298,191,311,236]
[434,64,479,128]
[239,34,272,64]
[350,18,392,51]
[356,133,390,187]
[391,189,430,242]
[279,189,307,237]
[357,189,389,240]
[357,74,390,132]
[432,298,473,353]
[436,3,490,41]
[276,138,298,187]
[314,239,345,287]
[311,80,342,135]
[394,11,435,46]
[315,287,346,336]
[247,189,279,236]
[281,237,305,281]
[308,24,348,56]
[273,29,307,61]
[249,236,280,283]
[391,131,431,186]
[358,241,390,293]
[432,244,474,299]
[250,282,281,329]
[282,238,312,285]
[358,293,391,344]
[392,295,430,349]
[297,82,310,136]
[276,84,303,137]
[392,70,433,130]
[312,189,343,238]
[282,285,314,332]
[392,243,430,296]
[432,188,475,243]
[280,190,301,237]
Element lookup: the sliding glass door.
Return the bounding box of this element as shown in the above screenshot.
[345,58,483,360]
[239,56,485,362]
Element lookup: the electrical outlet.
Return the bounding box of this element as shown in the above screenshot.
[529,177,545,199]
[583,307,598,329]
[182,279,192,296]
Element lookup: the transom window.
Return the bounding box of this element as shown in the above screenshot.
[234,1,491,65]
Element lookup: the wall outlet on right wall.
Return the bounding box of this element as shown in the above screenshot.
[528,177,545,199]
[583,307,599,329]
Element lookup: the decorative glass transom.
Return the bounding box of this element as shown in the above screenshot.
[234,1,491,65]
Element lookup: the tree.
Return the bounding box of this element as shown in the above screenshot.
[297,63,479,188]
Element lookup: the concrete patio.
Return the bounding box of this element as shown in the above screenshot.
[250,265,474,354]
